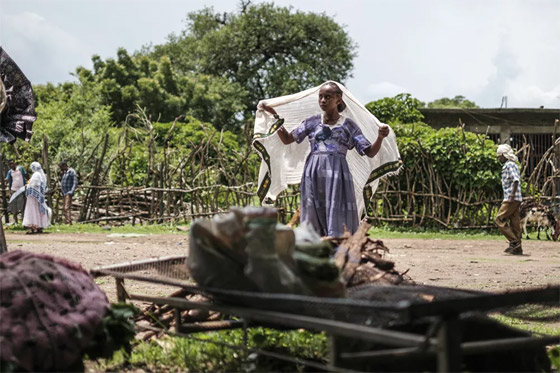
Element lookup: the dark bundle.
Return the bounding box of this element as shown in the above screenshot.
[0,250,135,372]
[0,47,36,143]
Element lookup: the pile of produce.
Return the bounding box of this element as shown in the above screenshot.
[0,250,137,372]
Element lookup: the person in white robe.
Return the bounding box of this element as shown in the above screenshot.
[22,162,49,234]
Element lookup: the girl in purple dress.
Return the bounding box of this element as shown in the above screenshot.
[262,82,389,237]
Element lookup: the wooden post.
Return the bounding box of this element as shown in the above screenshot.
[116,278,127,303]
[0,217,7,253]
[0,146,8,253]
[87,134,109,221]
[174,308,182,333]
[41,134,53,218]
[0,152,9,224]
[329,335,341,369]
[436,315,462,372]
[553,120,559,209]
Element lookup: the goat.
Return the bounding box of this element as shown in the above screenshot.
[520,202,559,241]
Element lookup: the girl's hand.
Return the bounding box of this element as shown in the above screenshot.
[378,125,390,138]
[260,103,278,116]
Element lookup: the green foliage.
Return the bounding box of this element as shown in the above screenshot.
[151,2,356,111]
[91,328,328,372]
[365,93,425,124]
[8,80,115,179]
[394,122,501,193]
[85,303,140,360]
[82,48,248,129]
[74,2,355,129]
[427,95,479,109]
[549,345,560,370]
[385,121,503,227]
[109,115,249,187]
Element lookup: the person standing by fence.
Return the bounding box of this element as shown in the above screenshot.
[22,162,48,234]
[496,144,523,255]
[5,159,26,223]
[58,161,78,224]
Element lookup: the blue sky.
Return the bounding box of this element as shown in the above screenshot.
[1,0,559,108]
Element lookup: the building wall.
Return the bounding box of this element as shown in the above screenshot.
[419,108,560,144]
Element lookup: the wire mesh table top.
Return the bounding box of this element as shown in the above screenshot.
[91,255,559,327]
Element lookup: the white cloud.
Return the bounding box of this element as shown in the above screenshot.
[507,83,560,109]
[2,11,91,83]
[0,0,558,109]
[366,81,410,100]
[474,36,523,107]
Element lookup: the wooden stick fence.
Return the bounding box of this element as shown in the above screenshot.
[1,114,558,228]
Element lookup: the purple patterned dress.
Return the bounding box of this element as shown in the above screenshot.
[291,114,371,237]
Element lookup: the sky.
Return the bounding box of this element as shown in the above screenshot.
[1,0,559,108]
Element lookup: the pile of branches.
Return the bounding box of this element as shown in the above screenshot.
[135,289,221,341]
[332,222,412,288]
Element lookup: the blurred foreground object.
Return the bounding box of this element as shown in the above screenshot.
[0,47,36,143]
[0,250,137,372]
[0,47,37,253]
[188,206,344,297]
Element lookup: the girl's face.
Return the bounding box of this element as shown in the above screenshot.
[318,85,341,112]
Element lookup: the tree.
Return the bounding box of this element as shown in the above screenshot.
[81,49,247,129]
[151,1,357,112]
[427,95,479,109]
[18,80,115,179]
[365,93,425,124]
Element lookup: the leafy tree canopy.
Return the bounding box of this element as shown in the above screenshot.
[16,80,115,178]
[427,95,479,109]
[365,93,425,124]
[150,1,357,112]
[77,49,247,129]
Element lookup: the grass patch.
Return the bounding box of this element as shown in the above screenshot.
[368,226,503,240]
[89,328,328,372]
[503,304,560,324]
[5,221,555,241]
[4,221,516,240]
[492,314,560,335]
[4,222,187,235]
[491,304,560,335]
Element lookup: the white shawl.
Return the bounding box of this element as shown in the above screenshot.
[253,81,401,216]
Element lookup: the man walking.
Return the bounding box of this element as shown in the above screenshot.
[496,144,523,255]
[5,159,27,223]
[59,161,78,224]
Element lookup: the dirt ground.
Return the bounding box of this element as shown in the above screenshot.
[6,230,559,302]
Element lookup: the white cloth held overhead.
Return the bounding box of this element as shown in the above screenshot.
[253,81,401,217]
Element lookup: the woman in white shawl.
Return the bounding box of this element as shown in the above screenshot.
[22,162,49,234]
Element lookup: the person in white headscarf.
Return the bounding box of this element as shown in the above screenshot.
[496,144,523,254]
[22,162,49,234]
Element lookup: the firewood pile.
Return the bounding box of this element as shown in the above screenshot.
[135,289,220,341]
[331,222,412,288]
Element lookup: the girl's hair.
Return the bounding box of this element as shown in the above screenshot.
[321,82,347,112]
